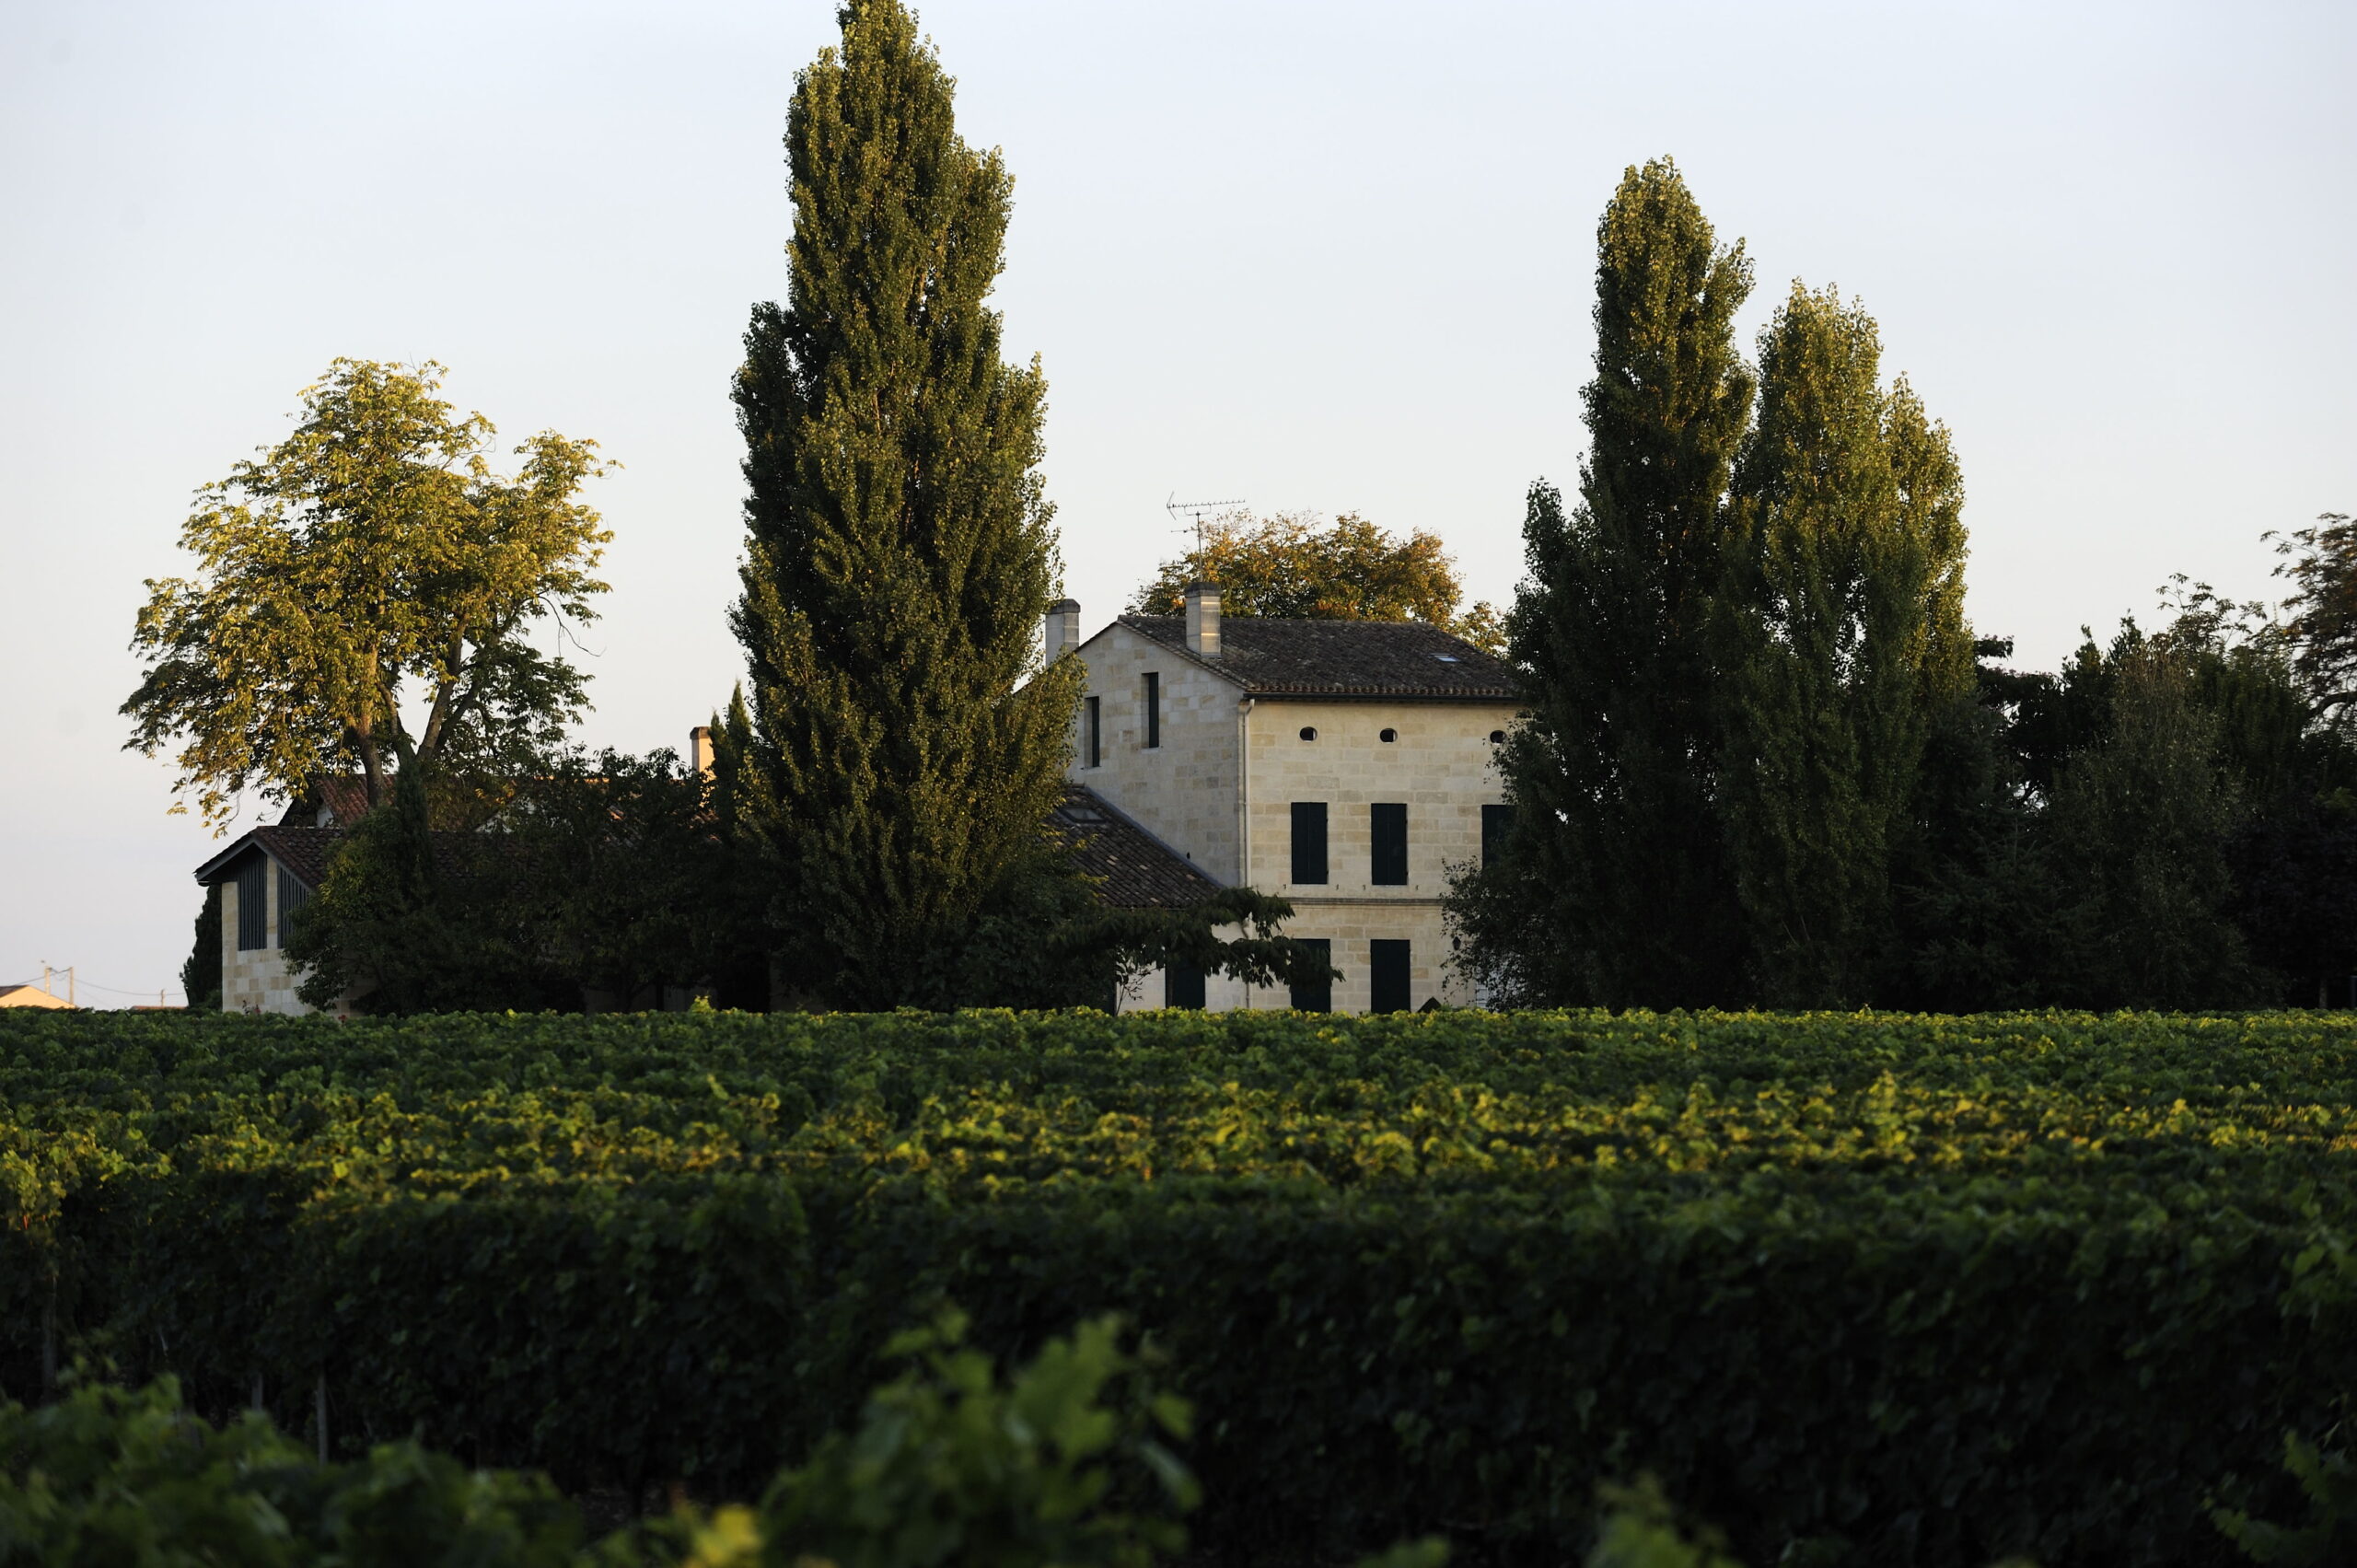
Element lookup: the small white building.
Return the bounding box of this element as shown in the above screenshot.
[1051,584,1516,1015]
[192,827,344,1015]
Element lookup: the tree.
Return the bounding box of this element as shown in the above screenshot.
[1453,157,1755,1007]
[180,886,221,1011]
[2037,638,2264,1007]
[728,0,1081,1008]
[1132,511,1503,652]
[122,359,610,828]
[1714,285,1968,1006]
[284,761,557,1014]
[2273,513,2357,727]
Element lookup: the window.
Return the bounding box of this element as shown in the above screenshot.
[277,865,310,941]
[1481,804,1514,867]
[1370,803,1408,886]
[1144,672,1160,749]
[1369,939,1411,1014]
[1489,729,1506,744]
[1289,938,1332,1013]
[1165,958,1205,1009]
[1379,727,1399,743]
[1289,802,1328,884]
[1086,695,1101,768]
[1298,726,1318,742]
[235,860,267,951]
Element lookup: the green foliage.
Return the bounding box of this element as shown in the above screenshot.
[2214,1435,2357,1567]
[1588,1477,1742,1568]
[180,884,221,1012]
[122,358,610,828]
[0,1317,1198,1568]
[284,760,556,1015]
[729,0,1080,1009]
[1131,510,1502,651]
[2272,512,2357,728]
[4,1008,2355,1564]
[1717,285,1967,1007]
[750,1309,1196,1568]
[1465,157,1755,1008]
[0,1376,585,1566]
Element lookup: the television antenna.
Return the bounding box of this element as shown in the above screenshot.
[1166,493,1246,558]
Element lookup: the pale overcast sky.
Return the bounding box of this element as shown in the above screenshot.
[3,1,2351,1004]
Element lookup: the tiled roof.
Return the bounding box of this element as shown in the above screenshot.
[279,778,374,827]
[199,794,1218,912]
[1047,785,1225,908]
[193,825,498,889]
[1118,615,1514,700]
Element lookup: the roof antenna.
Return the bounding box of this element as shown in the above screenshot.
[1166,493,1246,565]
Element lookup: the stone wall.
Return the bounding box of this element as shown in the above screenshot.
[219,870,314,1016]
[1069,624,1243,884]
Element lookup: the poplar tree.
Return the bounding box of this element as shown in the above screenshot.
[1464,158,1755,1005]
[730,0,1079,1007]
[1718,285,1968,1005]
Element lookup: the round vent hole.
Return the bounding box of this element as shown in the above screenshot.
[1379,728,1399,743]
[1298,726,1318,741]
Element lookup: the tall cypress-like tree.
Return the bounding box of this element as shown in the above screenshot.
[1718,285,1968,1005]
[1457,158,1755,1005]
[729,0,1079,1007]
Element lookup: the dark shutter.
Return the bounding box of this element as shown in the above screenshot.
[1370,803,1408,886]
[1369,939,1411,1014]
[1144,672,1160,749]
[235,859,268,950]
[1289,938,1332,1013]
[277,864,310,945]
[1290,802,1328,885]
[1481,803,1513,867]
[1165,958,1204,1009]
[1086,695,1102,768]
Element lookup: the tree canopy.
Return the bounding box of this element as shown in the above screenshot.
[122,358,610,828]
[1132,510,1502,652]
[726,0,1081,1008]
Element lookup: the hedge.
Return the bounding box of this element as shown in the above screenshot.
[6,1007,2357,1565]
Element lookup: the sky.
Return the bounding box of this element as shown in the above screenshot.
[3,0,2351,1005]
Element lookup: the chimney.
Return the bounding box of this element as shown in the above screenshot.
[1184,580,1221,657]
[690,726,715,779]
[1044,598,1082,661]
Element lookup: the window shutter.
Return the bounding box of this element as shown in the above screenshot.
[1288,938,1332,1014]
[277,864,310,945]
[1481,804,1513,867]
[1370,803,1408,886]
[235,860,268,951]
[1290,802,1328,885]
[1164,959,1204,1009]
[1369,939,1411,1014]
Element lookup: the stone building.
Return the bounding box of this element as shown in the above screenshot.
[1051,583,1515,1014]
[192,827,348,1015]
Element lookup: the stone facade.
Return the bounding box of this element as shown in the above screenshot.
[220,866,314,1016]
[1065,613,1515,1014]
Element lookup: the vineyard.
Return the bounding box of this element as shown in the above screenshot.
[6,1007,2357,1565]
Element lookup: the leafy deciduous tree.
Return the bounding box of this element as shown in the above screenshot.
[1132,511,1502,653]
[123,359,610,827]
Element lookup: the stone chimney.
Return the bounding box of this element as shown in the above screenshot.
[690,726,715,779]
[1044,598,1081,661]
[1184,580,1221,657]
